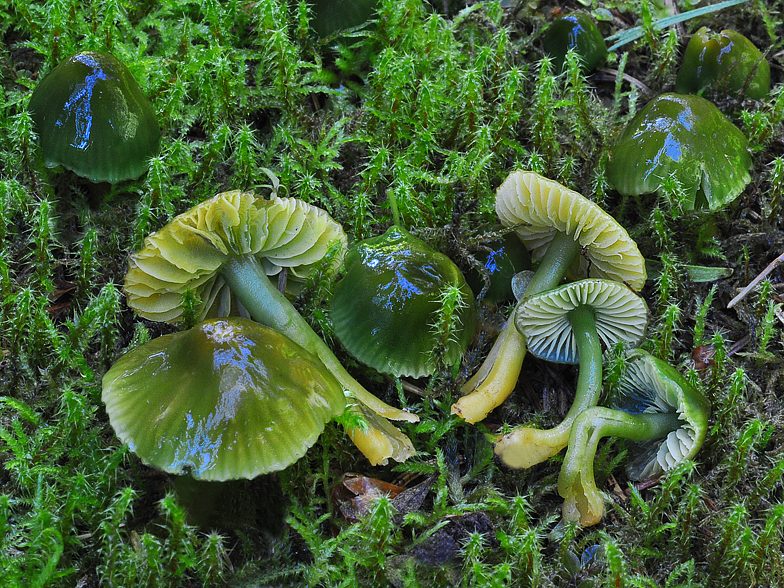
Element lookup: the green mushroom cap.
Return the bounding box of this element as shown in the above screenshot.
[28,50,161,184]
[613,350,711,480]
[515,278,648,365]
[542,13,608,74]
[102,318,346,481]
[675,27,770,101]
[309,0,378,38]
[607,93,752,211]
[465,230,532,304]
[330,225,477,378]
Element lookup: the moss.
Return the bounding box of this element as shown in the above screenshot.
[1,0,783,586]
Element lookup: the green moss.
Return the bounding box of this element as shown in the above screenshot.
[1,0,783,586]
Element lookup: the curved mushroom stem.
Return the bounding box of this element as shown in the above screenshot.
[221,255,417,462]
[452,232,581,422]
[494,303,603,468]
[559,406,681,526]
[452,318,527,423]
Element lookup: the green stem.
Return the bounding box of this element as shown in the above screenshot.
[564,304,604,422]
[220,255,417,422]
[557,405,680,525]
[524,230,582,299]
[454,232,582,422]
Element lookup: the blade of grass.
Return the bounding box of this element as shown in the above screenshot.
[606,0,750,52]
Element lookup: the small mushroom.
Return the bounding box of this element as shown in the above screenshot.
[606,93,752,211]
[101,318,346,480]
[542,13,608,74]
[309,0,378,38]
[675,27,770,101]
[330,225,477,378]
[557,350,710,526]
[494,279,648,469]
[124,191,418,466]
[452,172,646,424]
[28,51,161,184]
[465,229,532,305]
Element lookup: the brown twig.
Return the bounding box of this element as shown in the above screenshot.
[727,251,784,309]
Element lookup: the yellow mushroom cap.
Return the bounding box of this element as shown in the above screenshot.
[495,171,647,291]
[124,191,347,323]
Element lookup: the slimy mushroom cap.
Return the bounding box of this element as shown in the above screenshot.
[330,226,477,378]
[102,318,347,481]
[607,93,752,211]
[28,50,161,183]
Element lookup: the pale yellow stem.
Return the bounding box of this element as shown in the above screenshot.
[451,312,527,424]
[347,404,416,466]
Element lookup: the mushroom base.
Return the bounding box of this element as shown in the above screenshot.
[558,406,682,526]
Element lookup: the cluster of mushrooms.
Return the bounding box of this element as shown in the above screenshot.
[452,171,711,526]
[26,9,769,527]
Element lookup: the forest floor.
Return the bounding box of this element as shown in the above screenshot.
[1,0,783,586]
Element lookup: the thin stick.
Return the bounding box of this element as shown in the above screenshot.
[727,251,784,309]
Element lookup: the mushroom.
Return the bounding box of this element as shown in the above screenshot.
[329,225,477,378]
[465,229,532,305]
[606,93,752,211]
[557,350,710,526]
[541,12,608,74]
[675,27,770,101]
[28,51,161,184]
[452,171,646,424]
[494,278,648,469]
[124,191,418,465]
[101,318,346,480]
[309,0,378,38]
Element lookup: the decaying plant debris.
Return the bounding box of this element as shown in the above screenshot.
[1,0,783,586]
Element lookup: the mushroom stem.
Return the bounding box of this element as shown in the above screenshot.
[221,255,418,423]
[452,232,581,423]
[452,318,527,423]
[524,231,583,298]
[494,302,603,468]
[558,406,681,526]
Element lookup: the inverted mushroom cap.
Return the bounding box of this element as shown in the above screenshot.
[28,51,161,184]
[495,171,647,290]
[675,28,770,100]
[542,13,608,74]
[515,279,648,364]
[613,350,710,480]
[330,226,477,378]
[102,318,346,481]
[606,93,752,211]
[124,192,347,323]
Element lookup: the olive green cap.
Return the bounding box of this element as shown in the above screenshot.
[28,51,160,183]
[607,93,752,211]
[102,318,346,481]
[330,226,477,378]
